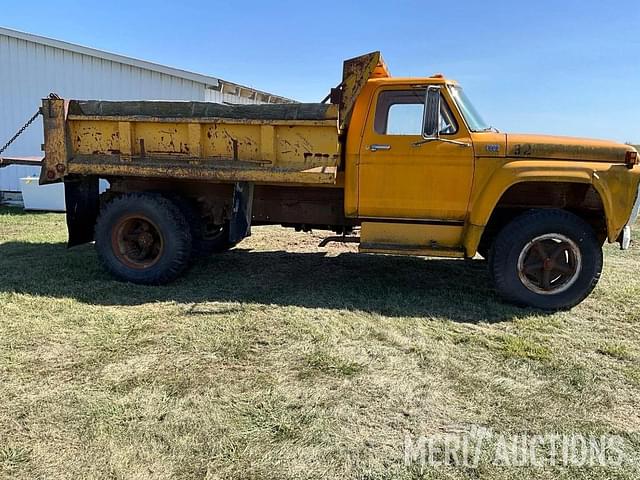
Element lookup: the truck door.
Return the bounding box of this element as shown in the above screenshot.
[357,87,474,222]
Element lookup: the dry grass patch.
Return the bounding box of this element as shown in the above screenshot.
[1,206,640,479]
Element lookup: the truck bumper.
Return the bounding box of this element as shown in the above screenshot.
[621,183,640,250]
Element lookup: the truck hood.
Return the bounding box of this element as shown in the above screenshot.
[506,133,634,163]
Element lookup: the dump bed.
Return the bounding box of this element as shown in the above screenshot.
[40,99,340,186]
[40,51,389,187]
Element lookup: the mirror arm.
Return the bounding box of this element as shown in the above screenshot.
[412,137,471,148]
[438,138,471,147]
[411,138,434,147]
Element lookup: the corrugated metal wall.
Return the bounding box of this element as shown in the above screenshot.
[0,165,40,192]
[0,33,210,158]
[205,88,263,105]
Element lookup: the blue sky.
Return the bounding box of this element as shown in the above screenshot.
[3,0,638,143]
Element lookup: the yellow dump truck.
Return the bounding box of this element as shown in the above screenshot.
[38,52,640,310]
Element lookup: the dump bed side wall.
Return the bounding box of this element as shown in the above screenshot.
[41,99,342,186]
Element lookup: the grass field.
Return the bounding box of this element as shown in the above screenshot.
[1,206,639,479]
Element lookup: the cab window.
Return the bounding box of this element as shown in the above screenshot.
[374,89,457,136]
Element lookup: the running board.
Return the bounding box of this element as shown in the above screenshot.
[359,242,465,258]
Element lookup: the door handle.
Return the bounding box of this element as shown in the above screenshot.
[368,144,391,152]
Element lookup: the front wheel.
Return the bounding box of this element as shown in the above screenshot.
[490,209,603,310]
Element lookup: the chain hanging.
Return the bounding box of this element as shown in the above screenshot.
[0,108,42,156]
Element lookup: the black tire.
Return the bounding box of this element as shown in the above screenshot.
[477,228,497,261]
[203,221,239,253]
[168,195,238,256]
[95,193,192,285]
[490,209,603,310]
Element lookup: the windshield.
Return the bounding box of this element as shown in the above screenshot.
[449,86,492,132]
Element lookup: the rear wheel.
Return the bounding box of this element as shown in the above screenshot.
[490,209,602,310]
[201,221,239,253]
[95,193,192,284]
[168,196,237,256]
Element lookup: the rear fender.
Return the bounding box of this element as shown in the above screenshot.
[229,181,254,243]
[64,176,99,247]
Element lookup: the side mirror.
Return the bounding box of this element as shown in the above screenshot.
[422,86,441,139]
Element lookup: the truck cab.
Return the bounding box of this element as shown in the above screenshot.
[345,75,476,256]
[335,52,640,308]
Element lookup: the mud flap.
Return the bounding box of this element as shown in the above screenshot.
[229,181,254,243]
[64,176,99,247]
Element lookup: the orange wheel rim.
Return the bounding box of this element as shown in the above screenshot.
[111,214,164,269]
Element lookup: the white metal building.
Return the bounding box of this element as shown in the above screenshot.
[0,26,292,192]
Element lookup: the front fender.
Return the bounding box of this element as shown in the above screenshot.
[463,159,640,255]
[591,165,640,242]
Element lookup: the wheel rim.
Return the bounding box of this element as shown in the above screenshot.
[517,233,582,295]
[111,214,164,269]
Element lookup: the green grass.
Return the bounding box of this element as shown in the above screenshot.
[1,206,640,479]
[597,342,633,361]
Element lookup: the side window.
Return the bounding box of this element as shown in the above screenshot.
[387,104,423,135]
[374,89,458,136]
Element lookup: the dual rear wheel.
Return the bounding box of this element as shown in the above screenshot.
[95,193,236,285]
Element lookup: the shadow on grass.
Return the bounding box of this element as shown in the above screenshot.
[0,240,540,322]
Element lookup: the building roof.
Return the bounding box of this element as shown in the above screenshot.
[0,26,294,104]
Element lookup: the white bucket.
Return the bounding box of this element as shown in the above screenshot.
[20,177,65,211]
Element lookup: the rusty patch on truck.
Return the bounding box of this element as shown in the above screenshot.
[509,142,627,162]
[66,154,338,184]
[337,51,389,130]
